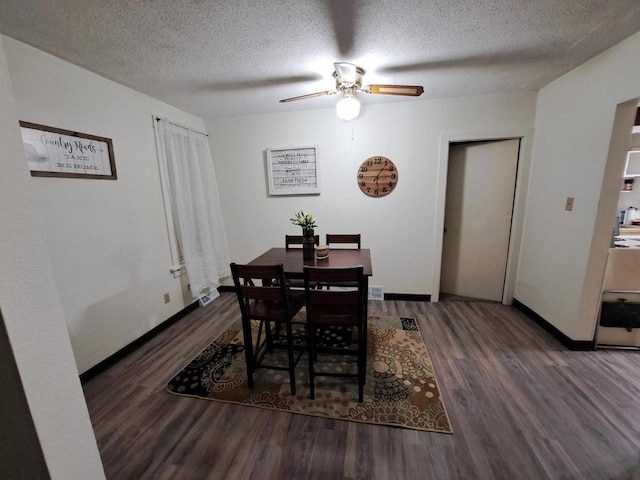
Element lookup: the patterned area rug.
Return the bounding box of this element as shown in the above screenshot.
[167,312,452,433]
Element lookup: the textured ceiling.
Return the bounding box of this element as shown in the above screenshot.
[1,1,640,119]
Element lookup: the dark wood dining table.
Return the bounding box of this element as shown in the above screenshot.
[246,247,373,279]
[247,247,374,315]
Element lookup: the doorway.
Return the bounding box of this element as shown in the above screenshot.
[440,139,520,302]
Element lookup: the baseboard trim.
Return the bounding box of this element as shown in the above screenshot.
[79,301,199,383]
[512,298,595,351]
[384,293,431,302]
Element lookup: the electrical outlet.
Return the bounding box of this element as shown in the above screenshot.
[565,197,574,211]
[163,293,170,304]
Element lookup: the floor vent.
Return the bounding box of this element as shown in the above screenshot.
[333,285,384,300]
[198,293,215,307]
[368,285,384,301]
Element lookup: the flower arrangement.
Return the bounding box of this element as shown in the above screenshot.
[290,210,317,235]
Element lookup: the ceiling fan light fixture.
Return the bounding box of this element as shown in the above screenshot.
[336,95,360,121]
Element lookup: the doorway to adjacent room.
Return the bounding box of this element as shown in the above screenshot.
[440,139,520,302]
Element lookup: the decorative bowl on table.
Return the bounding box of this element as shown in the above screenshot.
[315,245,330,259]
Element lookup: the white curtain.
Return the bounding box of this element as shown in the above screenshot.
[156,118,230,297]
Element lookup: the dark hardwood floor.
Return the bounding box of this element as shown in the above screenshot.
[82,293,640,480]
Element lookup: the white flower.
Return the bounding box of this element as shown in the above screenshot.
[290,210,318,230]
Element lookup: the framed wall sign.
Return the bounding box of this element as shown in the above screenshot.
[266,146,320,195]
[19,121,117,180]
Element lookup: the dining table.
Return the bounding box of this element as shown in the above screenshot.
[247,247,372,278]
[246,246,373,314]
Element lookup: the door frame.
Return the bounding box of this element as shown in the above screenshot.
[431,128,534,303]
[584,99,639,342]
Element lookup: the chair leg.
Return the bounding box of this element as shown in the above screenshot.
[362,321,367,386]
[240,317,255,389]
[265,321,274,354]
[285,321,296,396]
[358,325,365,402]
[308,325,316,400]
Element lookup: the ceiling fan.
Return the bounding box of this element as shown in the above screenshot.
[279,62,424,120]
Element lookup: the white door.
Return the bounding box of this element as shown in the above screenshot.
[440,139,520,301]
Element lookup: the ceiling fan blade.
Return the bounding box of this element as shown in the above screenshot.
[363,84,424,97]
[334,62,357,84]
[279,91,337,103]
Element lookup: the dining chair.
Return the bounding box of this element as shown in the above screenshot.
[303,266,366,402]
[325,234,361,249]
[285,234,320,249]
[230,262,306,395]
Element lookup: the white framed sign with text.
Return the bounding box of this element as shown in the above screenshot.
[19,121,117,180]
[266,146,320,195]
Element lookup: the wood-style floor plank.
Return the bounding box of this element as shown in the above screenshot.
[82,294,640,480]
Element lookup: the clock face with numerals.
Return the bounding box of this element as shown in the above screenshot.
[357,156,398,197]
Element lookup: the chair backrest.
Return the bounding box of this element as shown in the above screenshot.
[325,234,361,249]
[230,263,290,320]
[304,266,365,326]
[285,234,320,249]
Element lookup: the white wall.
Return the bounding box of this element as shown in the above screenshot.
[0,36,105,479]
[3,36,206,373]
[516,31,640,340]
[207,92,537,295]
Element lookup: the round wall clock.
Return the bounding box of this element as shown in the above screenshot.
[357,156,398,197]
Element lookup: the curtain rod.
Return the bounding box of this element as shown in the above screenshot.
[154,115,208,136]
